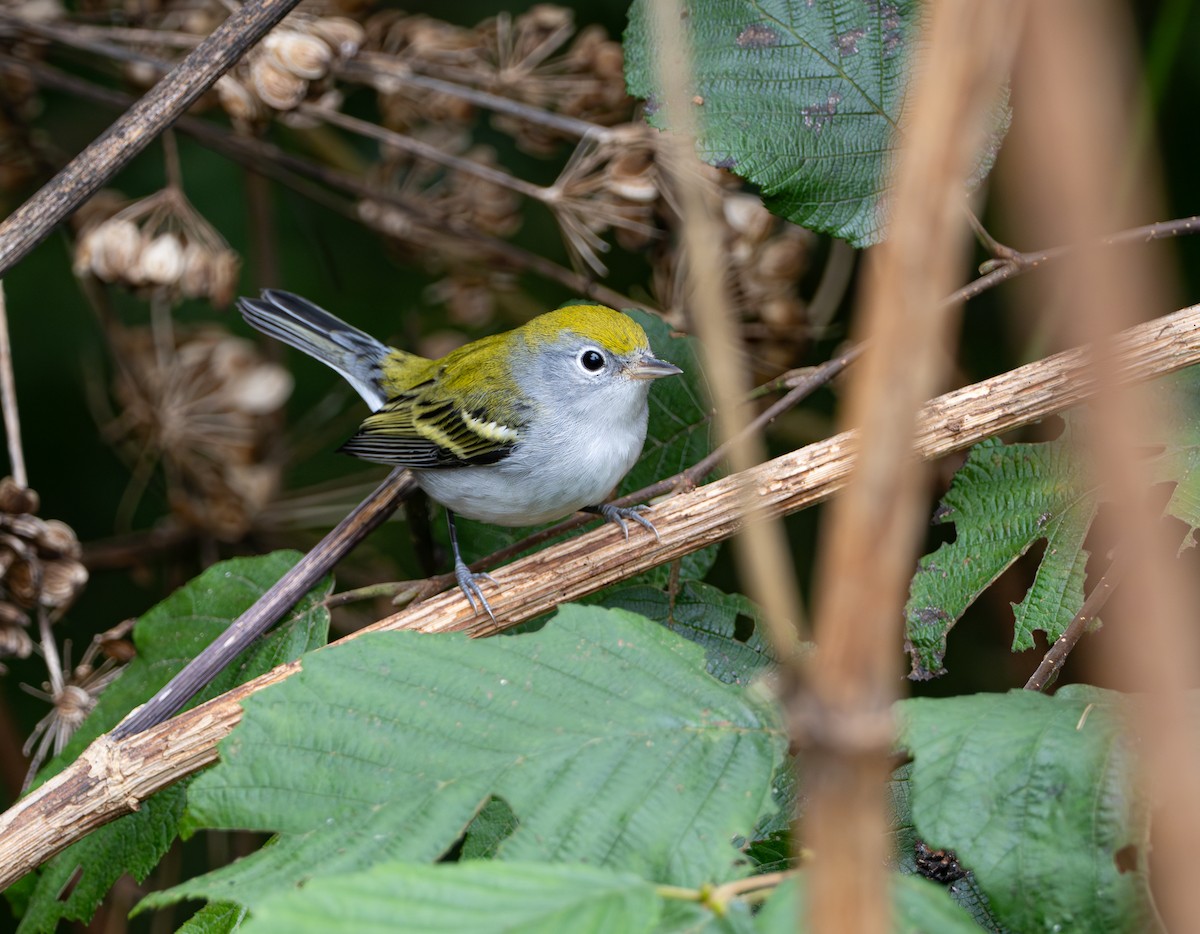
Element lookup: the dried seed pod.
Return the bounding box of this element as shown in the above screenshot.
[723,194,775,245]
[138,232,186,286]
[87,218,143,282]
[0,623,32,659]
[308,16,365,58]
[0,477,38,515]
[215,75,266,125]
[7,557,40,608]
[756,236,808,282]
[180,241,212,299]
[252,57,309,111]
[265,30,333,81]
[0,601,28,628]
[40,559,88,608]
[35,519,80,560]
[208,250,241,308]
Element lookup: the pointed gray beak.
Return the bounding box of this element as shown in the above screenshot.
[627,354,683,381]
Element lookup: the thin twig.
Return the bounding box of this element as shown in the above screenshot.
[0,0,303,277]
[1023,556,1125,692]
[0,282,26,488]
[112,467,416,736]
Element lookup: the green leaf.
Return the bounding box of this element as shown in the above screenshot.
[141,606,786,915]
[897,688,1150,933]
[460,796,518,860]
[48,551,332,770]
[458,311,716,585]
[177,902,251,934]
[238,861,661,934]
[904,436,1095,678]
[598,581,775,684]
[625,0,922,246]
[15,553,331,934]
[755,874,983,933]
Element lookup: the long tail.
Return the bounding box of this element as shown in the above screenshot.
[238,290,395,411]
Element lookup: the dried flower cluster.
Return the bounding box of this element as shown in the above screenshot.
[367,5,628,153]
[73,187,241,307]
[0,478,87,669]
[216,12,364,124]
[106,326,293,539]
[21,620,134,789]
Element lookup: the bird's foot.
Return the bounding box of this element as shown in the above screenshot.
[590,503,661,542]
[455,559,498,622]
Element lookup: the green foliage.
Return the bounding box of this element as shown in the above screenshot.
[897,687,1151,933]
[904,434,1095,678]
[16,553,332,934]
[139,607,786,918]
[598,580,775,684]
[625,0,919,246]
[238,862,662,934]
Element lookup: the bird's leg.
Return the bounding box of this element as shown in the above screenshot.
[584,503,661,542]
[447,510,498,621]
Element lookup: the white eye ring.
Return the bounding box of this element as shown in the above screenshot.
[578,348,606,372]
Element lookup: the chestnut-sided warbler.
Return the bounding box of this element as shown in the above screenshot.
[238,290,681,618]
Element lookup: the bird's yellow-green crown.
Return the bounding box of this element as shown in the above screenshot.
[520,303,649,356]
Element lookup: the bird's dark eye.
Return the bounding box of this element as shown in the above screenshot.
[580,349,606,372]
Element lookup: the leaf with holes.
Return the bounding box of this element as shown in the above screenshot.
[897,688,1151,932]
[904,435,1095,679]
[626,0,1007,246]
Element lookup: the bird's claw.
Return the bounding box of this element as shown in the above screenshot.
[596,503,661,543]
[455,560,498,622]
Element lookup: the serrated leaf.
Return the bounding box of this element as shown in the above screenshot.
[177,901,250,934]
[239,861,660,934]
[897,688,1150,933]
[598,581,775,683]
[904,436,1095,678]
[15,554,331,934]
[754,874,982,933]
[458,311,715,585]
[460,796,518,860]
[140,607,786,916]
[625,0,921,246]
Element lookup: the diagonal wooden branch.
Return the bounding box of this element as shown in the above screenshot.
[2,302,1200,889]
[0,0,301,276]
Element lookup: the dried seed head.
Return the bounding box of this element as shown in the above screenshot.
[208,250,241,308]
[84,218,143,283]
[180,241,212,299]
[251,57,309,111]
[0,622,32,659]
[0,601,28,629]
[39,559,88,608]
[723,194,775,246]
[7,557,39,608]
[265,30,334,81]
[0,477,38,515]
[308,16,365,59]
[215,75,267,125]
[35,519,80,560]
[137,232,186,286]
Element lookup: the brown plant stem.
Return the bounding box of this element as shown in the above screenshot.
[801,4,1027,931]
[0,282,26,487]
[4,300,1200,889]
[1023,557,1124,692]
[0,0,304,277]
